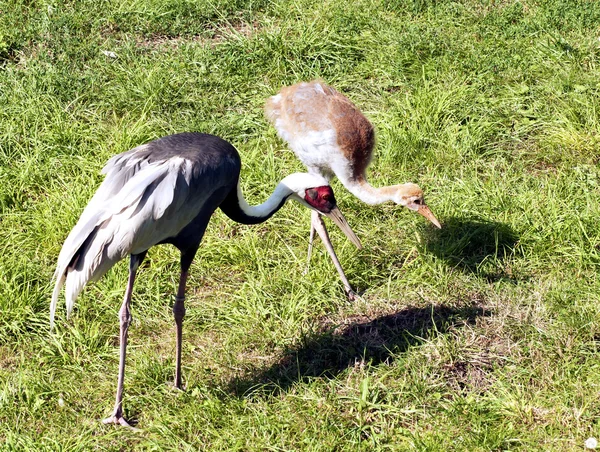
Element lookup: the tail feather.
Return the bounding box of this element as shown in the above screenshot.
[51,184,121,322]
[265,93,295,149]
[264,93,282,125]
[50,274,66,329]
[50,222,101,328]
[51,219,121,328]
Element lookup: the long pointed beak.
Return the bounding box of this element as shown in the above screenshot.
[418,204,442,229]
[322,206,363,249]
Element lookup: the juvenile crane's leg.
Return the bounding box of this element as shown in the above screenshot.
[311,211,358,301]
[103,252,146,428]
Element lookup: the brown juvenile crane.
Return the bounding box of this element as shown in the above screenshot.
[51,132,360,427]
[266,81,441,299]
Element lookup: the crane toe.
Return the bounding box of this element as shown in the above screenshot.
[346,289,360,302]
[102,414,140,430]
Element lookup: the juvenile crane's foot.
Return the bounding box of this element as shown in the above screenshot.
[102,411,139,430]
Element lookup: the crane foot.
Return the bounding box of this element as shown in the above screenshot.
[102,414,140,431]
[346,289,359,302]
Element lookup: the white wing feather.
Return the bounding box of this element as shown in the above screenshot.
[50,155,204,327]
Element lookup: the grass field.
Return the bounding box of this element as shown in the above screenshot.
[2,0,600,449]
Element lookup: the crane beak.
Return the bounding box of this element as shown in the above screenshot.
[322,206,363,249]
[418,205,442,229]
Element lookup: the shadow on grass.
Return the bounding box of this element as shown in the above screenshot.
[227,303,490,396]
[421,216,521,282]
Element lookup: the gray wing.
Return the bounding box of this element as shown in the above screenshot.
[53,144,169,278]
[51,152,217,324]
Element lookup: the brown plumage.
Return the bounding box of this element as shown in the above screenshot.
[266,81,441,298]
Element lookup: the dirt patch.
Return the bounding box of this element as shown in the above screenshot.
[135,20,260,50]
[135,34,210,50]
[443,316,517,394]
[444,359,494,393]
[0,347,18,371]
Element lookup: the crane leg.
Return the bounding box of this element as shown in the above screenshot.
[103,252,146,428]
[303,215,317,276]
[173,250,195,390]
[311,211,358,301]
[173,270,188,390]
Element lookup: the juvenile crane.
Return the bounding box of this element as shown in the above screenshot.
[265,81,442,298]
[51,132,360,427]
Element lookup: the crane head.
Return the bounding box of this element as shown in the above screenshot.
[280,173,362,249]
[394,183,442,229]
[304,186,337,213]
[303,185,362,249]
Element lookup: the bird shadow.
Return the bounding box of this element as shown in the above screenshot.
[420,216,522,282]
[226,303,490,397]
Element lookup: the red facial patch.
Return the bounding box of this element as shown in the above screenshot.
[304,186,336,213]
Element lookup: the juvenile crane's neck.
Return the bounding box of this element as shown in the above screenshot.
[220,180,293,225]
[341,176,400,205]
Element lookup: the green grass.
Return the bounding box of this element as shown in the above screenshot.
[2,0,600,449]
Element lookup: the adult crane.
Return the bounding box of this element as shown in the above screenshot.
[51,132,360,427]
[265,81,441,299]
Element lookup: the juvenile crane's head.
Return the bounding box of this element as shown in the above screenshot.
[281,173,362,249]
[392,183,441,229]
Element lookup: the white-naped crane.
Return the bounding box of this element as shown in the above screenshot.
[265,81,442,299]
[51,132,361,428]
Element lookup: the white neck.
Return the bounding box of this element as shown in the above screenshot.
[236,181,294,220]
[340,177,395,205]
[220,172,325,225]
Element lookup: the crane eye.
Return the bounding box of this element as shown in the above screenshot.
[306,188,318,200]
[322,193,331,201]
[414,199,422,205]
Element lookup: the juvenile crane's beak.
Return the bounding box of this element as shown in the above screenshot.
[323,207,363,249]
[418,204,442,229]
